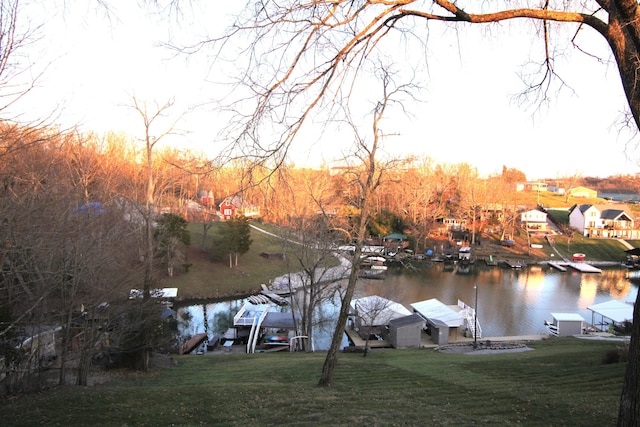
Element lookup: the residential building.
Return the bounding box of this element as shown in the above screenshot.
[520,208,549,232]
[219,195,261,220]
[568,203,638,238]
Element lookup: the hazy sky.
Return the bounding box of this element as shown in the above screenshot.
[15,2,638,180]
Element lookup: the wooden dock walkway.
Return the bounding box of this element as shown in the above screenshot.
[502,259,525,269]
[548,262,567,272]
[546,261,602,273]
[260,284,289,304]
[344,328,390,349]
[179,333,207,355]
[567,262,602,273]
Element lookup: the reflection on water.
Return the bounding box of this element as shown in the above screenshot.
[176,263,638,350]
[360,263,638,337]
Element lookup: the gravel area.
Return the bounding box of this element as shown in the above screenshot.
[437,341,533,355]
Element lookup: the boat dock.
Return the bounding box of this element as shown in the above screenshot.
[179,333,208,355]
[568,263,602,273]
[260,284,288,304]
[502,259,525,269]
[548,262,567,272]
[546,262,601,273]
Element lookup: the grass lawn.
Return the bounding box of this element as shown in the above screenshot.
[550,234,629,263]
[159,222,314,300]
[159,218,631,301]
[1,337,626,426]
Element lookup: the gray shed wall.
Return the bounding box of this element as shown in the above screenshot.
[390,323,422,348]
[557,320,583,337]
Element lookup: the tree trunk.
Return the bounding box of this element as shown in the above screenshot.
[606,1,640,132]
[318,243,364,386]
[617,291,640,426]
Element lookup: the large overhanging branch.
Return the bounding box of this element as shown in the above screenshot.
[171,0,640,182]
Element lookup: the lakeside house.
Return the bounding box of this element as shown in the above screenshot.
[568,203,638,238]
[520,208,550,233]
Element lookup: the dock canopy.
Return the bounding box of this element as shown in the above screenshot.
[587,300,634,330]
[410,298,464,327]
[350,295,411,326]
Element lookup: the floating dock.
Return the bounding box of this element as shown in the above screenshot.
[548,262,567,272]
[568,262,602,273]
[502,259,525,269]
[546,262,601,273]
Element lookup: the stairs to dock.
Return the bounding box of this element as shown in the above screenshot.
[459,300,482,339]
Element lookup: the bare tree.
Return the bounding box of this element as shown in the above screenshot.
[280,214,348,352]
[351,295,396,357]
[175,0,640,418]
[317,69,414,386]
[126,96,185,372]
[0,0,49,119]
[128,96,183,300]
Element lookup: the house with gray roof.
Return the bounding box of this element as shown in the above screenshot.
[568,203,638,238]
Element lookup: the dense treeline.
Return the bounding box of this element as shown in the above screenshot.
[0,120,624,393]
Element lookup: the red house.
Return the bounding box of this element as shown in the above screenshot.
[219,195,261,220]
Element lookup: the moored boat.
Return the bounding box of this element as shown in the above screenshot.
[572,253,586,261]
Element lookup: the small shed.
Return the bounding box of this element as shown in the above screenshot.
[544,313,585,337]
[389,314,425,349]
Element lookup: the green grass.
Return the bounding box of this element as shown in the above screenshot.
[160,221,340,300]
[1,338,626,426]
[161,217,631,300]
[552,234,629,262]
[159,222,302,300]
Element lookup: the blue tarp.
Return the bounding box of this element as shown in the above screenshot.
[74,201,105,215]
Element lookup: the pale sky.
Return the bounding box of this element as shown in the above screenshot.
[13,1,638,180]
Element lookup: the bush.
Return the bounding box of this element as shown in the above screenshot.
[601,345,629,364]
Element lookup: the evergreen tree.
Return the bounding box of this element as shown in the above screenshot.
[210,216,252,268]
[154,213,190,276]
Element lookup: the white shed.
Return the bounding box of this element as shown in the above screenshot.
[544,313,585,336]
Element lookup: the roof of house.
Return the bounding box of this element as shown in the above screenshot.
[600,209,633,221]
[570,204,633,219]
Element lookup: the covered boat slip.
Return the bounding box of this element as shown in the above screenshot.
[410,298,480,345]
[587,299,634,332]
[350,296,412,327]
[231,303,301,353]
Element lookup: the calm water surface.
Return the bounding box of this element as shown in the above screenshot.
[177,262,638,350]
[362,263,638,337]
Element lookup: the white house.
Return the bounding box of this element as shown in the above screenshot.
[568,204,637,238]
[520,209,548,231]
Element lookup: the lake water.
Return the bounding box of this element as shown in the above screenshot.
[175,262,638,351]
